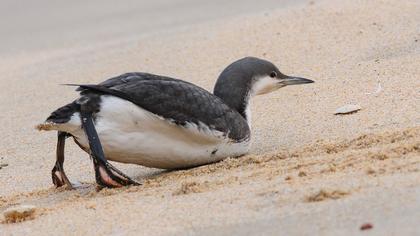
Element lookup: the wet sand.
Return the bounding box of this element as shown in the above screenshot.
[0,0,419,235]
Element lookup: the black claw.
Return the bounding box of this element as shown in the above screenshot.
[52,166,64,187]
[92,158,140,188]
[80,108,139,188]
[105,162,140,185]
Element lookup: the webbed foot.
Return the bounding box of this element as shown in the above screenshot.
[94,160,140,188]
[52,131,73,189]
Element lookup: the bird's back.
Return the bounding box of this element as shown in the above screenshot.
[53,72,250,142]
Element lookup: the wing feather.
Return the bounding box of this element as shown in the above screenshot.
[75,73,249,141]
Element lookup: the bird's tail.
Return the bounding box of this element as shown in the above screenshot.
[36,101,80,132]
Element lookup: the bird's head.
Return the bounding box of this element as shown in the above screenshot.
[222,57,313,95]
[249,59,313,95]
[213,57,314,120]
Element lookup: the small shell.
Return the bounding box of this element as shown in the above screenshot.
[3,205,36,223]
[334,104,361,115]
[365,82,382,96]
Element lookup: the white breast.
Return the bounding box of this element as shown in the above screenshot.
[66,96,250,169]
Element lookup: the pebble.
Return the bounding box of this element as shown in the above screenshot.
[360,223,373,230]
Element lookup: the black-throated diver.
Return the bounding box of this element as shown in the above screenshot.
[37,57,314,188]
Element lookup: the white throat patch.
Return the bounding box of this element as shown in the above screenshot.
[251,76,281,96]
[244,99,252,129]
[243,76,283,128]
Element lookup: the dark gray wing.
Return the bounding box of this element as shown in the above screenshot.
[77,72,250,141]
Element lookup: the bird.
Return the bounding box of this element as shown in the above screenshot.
[37,57,314,188]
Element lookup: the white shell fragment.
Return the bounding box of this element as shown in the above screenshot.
[3,204,36,223]
[334,104,362,115]
[365,82,382,96]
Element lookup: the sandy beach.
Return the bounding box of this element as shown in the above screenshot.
[0,0,419,235]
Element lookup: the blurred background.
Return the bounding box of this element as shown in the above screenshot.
[0,0,304,55]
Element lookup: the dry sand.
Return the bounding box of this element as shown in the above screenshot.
[1,0,419,235]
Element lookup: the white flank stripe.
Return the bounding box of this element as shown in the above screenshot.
[60,95,250,169]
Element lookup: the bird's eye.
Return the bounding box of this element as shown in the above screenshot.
[270,71,277,78]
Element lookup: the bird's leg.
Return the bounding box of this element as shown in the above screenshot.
[79,108,140,188]
[52,131,73,189]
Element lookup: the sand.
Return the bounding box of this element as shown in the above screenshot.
[0,0,419,235]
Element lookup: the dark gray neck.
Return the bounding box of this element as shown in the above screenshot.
[213,67,253,120]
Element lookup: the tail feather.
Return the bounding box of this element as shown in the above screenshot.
[36,101,80,131]
[36,122,56,131]
[46,101,79,123]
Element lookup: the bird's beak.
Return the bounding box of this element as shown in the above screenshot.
[279,76,314,86]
